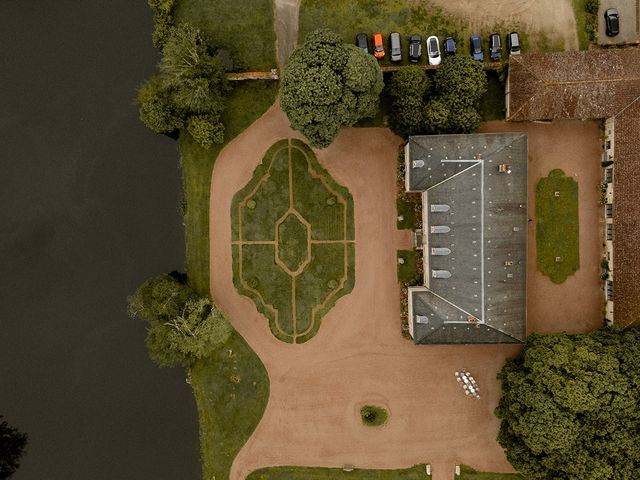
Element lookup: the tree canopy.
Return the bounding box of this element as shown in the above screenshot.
[129,273,232,367]
[0,416,27,479]
[280,29,383,148]
[137,23,229,149]
[387,56,487,138]
[495,328,640,480]
[387,66,431,137]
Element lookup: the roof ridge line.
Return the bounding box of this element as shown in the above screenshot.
[425,161,480,192]
[482,323,525,342]
[422,287,482,322]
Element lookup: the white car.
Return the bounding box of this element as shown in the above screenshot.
[427,35,441,65]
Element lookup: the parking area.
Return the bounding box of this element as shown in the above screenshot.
[599,0,640,45]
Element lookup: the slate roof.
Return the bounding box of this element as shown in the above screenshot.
[507,48,640,327]
[406,133,528,344]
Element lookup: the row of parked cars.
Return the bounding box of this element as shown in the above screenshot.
[356,32,520,64]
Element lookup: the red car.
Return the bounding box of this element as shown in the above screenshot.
[373,33,385,59]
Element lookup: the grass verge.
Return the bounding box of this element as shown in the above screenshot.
[182,80,279,296]
[570,0,597,50]
[535,169,579,284]
[247,464,432,480]
[173,0,277,71]
[459,465,524,479]
[189,330,269,480]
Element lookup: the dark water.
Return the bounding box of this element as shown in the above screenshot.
[0,2,200,479]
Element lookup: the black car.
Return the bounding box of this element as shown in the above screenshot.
[489,33,501,61]
[409,35,422,63]
[443,36,456,56]
[356,32,369,53]
[605,8,620,37]
[470,35,483,61]
[507,31,521,55]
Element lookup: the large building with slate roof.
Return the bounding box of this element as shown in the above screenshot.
[405,133,528,344]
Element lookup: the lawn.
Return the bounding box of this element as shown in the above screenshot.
[231,139,355,343]
[459,465,524,479]
[479,70,506,121]
[181,80,278,296]
[189,330,269,480]
[397,250,421,286]
[246,464,432,480]
[173,0,277,71]
[535,169,579,284]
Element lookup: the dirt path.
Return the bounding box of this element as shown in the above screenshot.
[274,0,301,69]
[411,0,579,51]
[210,106,522,480]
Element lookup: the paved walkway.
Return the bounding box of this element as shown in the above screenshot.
[274,0,301,69]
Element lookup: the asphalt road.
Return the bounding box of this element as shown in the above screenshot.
[0,2,200,479]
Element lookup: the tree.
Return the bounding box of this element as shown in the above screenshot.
[434,55,488,106]
[136,23,229,148]
[129,273,232,367]
[388,66,431,137]
[280,29,383,148]
[495,328,640,480]
[0,416,27,479]
[148,0,177,49]
[423,98,450,134]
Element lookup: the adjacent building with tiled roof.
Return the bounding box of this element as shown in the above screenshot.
[507,47,640,327]
[405,133,528,344]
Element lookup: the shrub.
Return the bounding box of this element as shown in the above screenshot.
[388,67,431,137]
[360,405,389,427]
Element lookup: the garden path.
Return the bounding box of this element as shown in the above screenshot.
[274,0,301,69]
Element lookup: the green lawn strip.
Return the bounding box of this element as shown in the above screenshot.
[173,0,277,71]
[189,330,269,480]
[397,197,417,229]
[231,140,355,343]
[570,0,594,50]
[247,464,432,480]
[535,169,579,284]
[182,80,278,296]
[397,250,421,286]
[459,465,525,479]
[479,70,505,121]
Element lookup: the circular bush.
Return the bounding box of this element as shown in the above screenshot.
[327,279,339,289]
[360,405,388,427]
[326,196,336,206]
[246,277,259,288]
[246,199,257,210]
